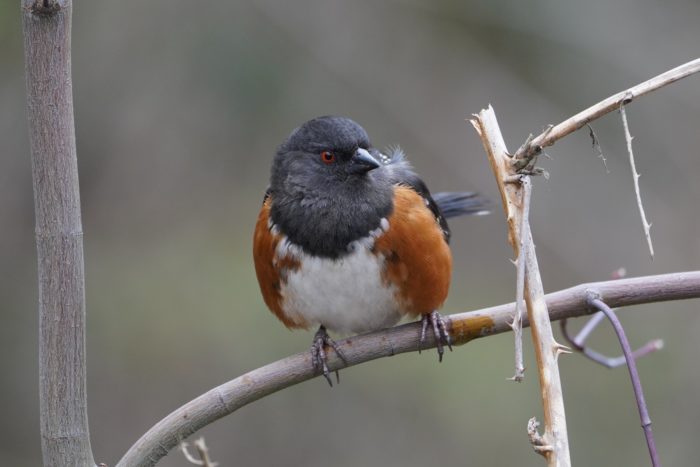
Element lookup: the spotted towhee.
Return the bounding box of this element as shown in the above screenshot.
[253,116,487,385]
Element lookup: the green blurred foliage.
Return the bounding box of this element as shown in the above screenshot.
[2,0,700,466]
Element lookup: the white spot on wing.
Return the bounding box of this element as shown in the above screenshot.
[380,217,390,232]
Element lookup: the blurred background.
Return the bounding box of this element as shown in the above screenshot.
[2,0,700,465]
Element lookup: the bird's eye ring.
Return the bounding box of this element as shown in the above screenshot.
[320,151,336,164]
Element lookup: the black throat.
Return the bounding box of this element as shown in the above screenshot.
[269,177,393,259]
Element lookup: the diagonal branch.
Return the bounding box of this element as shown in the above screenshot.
[514,58,700,162]
[115,271,700,467]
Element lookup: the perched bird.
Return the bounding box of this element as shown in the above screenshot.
[253,116,487,385]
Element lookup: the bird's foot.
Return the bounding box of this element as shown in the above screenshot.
[311,326,348,386]
[419,311,453,362]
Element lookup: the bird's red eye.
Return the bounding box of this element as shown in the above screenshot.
[320,151,335,164]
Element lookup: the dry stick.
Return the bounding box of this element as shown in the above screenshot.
[472,107,571,467]
[509,176,531,382]
[21,1,96,467]
[514,58,700,163]
[193,439,217,467]
[180,438,218,467]
[114,271,700,467]
[620,104,654,259]
[586,124,609,173]
[586,294,661,467]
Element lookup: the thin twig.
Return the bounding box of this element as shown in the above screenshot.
[514,58,700,162]
[179,442,202,465]
[573,311,606,346]
[194,438,217,467]
[114,271,700,467]
[586,293,661,467]
[509,176,531,382]
[560,317,663,368]
[180,437,218,467]
[620,103,654,259]
[586,124,609,173]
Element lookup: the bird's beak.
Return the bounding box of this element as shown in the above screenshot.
[350,148,381,174]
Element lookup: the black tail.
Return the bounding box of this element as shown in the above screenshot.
[432,192,490,219]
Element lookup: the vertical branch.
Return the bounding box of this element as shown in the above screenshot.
[619,104,654,259]
[471,106,571,467]
[22,1,95,466]
[509,177,531,382]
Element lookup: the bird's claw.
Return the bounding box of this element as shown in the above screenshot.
[419,311,453,362]
[311,326,347,386]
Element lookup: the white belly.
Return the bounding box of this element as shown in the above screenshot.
[277,239,402,335]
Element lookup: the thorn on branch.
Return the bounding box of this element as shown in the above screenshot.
[553,342,572,362]
[527,417,553,456]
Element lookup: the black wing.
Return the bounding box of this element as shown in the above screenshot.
[431,191,490,219]
[380,147,488,243]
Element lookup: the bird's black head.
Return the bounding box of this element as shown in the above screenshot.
[269,116,393,258]
[274,116,381,183]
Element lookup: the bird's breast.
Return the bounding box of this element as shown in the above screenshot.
[275,225,402,335]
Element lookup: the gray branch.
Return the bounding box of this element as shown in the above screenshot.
[22,1,96,466]
[116,271,700,467]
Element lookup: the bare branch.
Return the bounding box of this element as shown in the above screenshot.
[514,58,700,161]
[586,294,661,467]
[620,104,654,258]
[509,176,531,382]
[114,272,700,467]
[22,1,96,466]
[472,106,571,467]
